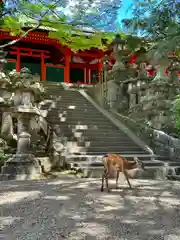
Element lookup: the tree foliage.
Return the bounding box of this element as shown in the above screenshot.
[3,0,179,53]
[122,0,180,55]
[0,0,124,51]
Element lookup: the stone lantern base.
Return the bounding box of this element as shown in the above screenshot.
[0,154,42,180]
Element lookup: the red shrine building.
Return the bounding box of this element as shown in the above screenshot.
[0,27,179,83]
[0,27,107,84]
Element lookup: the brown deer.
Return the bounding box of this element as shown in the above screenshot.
[101,154,145,192]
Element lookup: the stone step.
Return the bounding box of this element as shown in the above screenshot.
[68,150,148,155]
[46,110,112,117]
[54,104,96,110]
[60,131,133,140]
[58,122,123,129]
[155,156,180,162]
[46,109,106,117]
[43,82,64,88]
[44,97,88,103]
[44,92,82,98]
[66,154,157,160]
[46,102,98,107]
[160,161,180,166]
[67,156,157,165]
[53,104,94,109]
[47,118,117,127]
[68,151,151,156]
[47,116,109,122]
[49,95,89,100]
[41,103,95,110]
[70,160,165,167]
[70,145,145,152]
[66,144,147,154]
[45,105,102,111]
[44,98,90,103]
[66,138,140,146]
[66,155,180,180]
[76,160,180,167]
[47,118,116,126]
[41,99,92,106]
[44,86,78,90]
[67,141,143,147]
[48,122,121,131]
[53,98,94,103]
[47,120,120,130]
[67,145,145,153]
[66,154,155,164]
[167,174,180,181]
[66,135,138,142]
[52,127,122,135]
[83,166,180,180]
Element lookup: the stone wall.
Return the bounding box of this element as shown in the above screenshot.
[112,111,180,160]
[87,82,103,105]
[86,60,180,158]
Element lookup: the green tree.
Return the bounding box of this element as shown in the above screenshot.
[0,0,119,51]
[122,0,180,54]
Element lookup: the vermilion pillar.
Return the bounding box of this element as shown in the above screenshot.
[16,48,21,72]
[41,52,46,81]
[64,49,70,83]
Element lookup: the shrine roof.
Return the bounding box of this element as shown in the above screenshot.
[17,16,104,36]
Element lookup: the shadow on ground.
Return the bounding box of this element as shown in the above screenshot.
[0,174,180,239]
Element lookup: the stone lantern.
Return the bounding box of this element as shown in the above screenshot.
[111,34,127,81]
[108,34,130,112]
[0,50,7,71]
[0,50,10,105]
[0,71,12,107]
[0,71,14,141]
[147,47,170,81]
[101,56,109,107]
[168,55,180,86]
[0,67,44,180]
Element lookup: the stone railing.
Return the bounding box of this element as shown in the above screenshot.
[111,110,180,160]
[38,116,53,154]
[38,116,67,168]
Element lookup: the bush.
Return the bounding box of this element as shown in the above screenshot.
[173,95,180,133]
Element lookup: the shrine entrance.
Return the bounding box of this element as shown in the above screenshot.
[20,56,41,78]
[9,46,50,81]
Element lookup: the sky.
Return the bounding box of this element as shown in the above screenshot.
[4,0,134,32]
[117,0,133,24]
[57,0,133,31]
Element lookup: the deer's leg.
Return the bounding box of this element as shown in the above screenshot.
[101,170,105,192]
[115,170,120,189]
[105,171,110,192]
[101,168,110,192]
[123,170,132,189]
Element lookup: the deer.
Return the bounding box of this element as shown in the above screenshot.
[101,154,145,192]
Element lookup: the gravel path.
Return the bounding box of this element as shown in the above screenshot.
[0,174,180,240]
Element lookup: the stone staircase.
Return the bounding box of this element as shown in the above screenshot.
[38,82,180,180]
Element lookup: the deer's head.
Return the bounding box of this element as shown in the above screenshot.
[134,157,145,171]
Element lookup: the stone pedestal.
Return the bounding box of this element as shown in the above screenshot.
[0,153,42,180]
[0,111,42,180]
[0,113,42,180]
